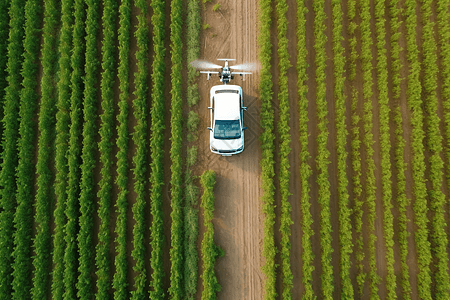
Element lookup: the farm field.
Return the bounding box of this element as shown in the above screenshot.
[0,0,450,300]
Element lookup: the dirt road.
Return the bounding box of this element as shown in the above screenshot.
[195,0,264,298]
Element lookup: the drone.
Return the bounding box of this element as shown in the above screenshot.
[190,59,255,84]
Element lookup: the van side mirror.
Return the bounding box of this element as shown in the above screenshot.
[208,107,212,109]
[208,127,212,131]
[242,127,247,131]
[243,107,247,111]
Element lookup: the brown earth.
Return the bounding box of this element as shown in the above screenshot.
[193,0,265,299]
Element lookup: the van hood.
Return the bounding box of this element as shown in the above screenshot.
[210,136,243,151]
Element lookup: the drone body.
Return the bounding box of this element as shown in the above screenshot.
[192,58,253,84]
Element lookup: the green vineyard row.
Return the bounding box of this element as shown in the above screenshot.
[12,0,41,297]
[0,0,24,295]
[258,0,276,298]
[184,0,201,298]
[405,0,432,298]
[0,0,10,146]
[313,0,334,298]
[112,0,131,297]
[64,0,85,297]
[130,0,149,297]
[32,0,58,297]
[149,0,166,298]
[275,0,293,298]
[296,0,314,299]
[53,0,72,297]
[374,0,396,298]
[360,0,379,296]
[331,0,353,298]
[388,0,411,296]
[77,0,100,297]
[440,0,450,196]
[346,0,365,292]
[95,0,117,297]
[168,0,183,298]
[200,170,223,300]
[421,0,450,298]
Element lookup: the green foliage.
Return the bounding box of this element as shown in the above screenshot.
[0,0,25,296]
[203,23,210,30]
[360,0,380,297]
[184,148,199,300]
[12,0,41,297]
[346,0,365,293]
[258,0,276,298]
[297,0,314,299]
[64,0,85,297]
[186,146,198,168]
[149,0,166,298]
[32,0,59,298]
[313,0,334,298]
[404,0,432,298]
[393,107,411,300]
[184,0,201,296]
[389,1,409,297]
[200,170,223,300]
[168,0,184,298]
[331,0,353,298]
[112,0,131,297]
[130,0,149,298]
[187,111,199,142]
[187,111,199,132]
[0,0,10,148]
[213,3,220,11]
[439,0,450,201]
[421,0,450,298]
[52,0,73,298]
[438,0,450,293]
[275,0,293,298]
[95,0,117,298]
[76,0,100,298]
[374,0,397,298]
[187,84,200,106]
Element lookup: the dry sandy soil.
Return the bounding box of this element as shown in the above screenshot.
[194,0,265,299]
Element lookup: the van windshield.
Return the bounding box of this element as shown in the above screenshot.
[214,120,241,139]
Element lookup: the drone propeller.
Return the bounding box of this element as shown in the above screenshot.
[190,60,222,69]
[230,63,258,71]
[217,58,236,61]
